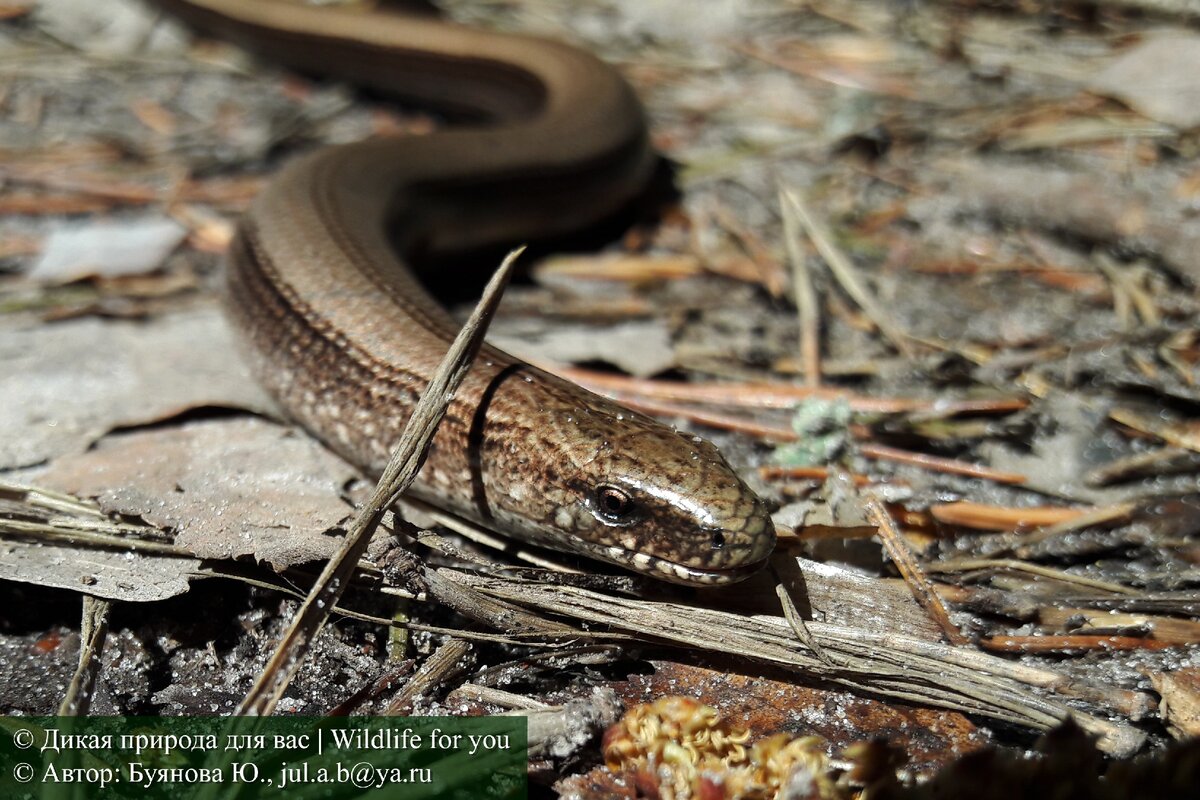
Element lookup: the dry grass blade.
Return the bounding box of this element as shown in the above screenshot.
[1096,254,1161,328]
[235,246,524,717]
[772,562,835,666]
[1089,0,1200,20]
[927,558,1140,596]
[780,186,914,357]
[981,635,1181,654]
[1085,447,1199,486]
[198,562,563,647]
[779,186,822,387]
[408,498,589,575]
[0,517,189,554]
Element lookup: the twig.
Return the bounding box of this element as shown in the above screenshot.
[759,465,875,486]
[863,488,968,646]
[771,560,835,666]
[1095,254,1160,329]
[450,570,1147,757]
[607,395,795,440]
[1085,447,1200,486]
[1086,0,1200,19]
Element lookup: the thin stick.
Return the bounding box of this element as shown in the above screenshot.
[862,487,968,646]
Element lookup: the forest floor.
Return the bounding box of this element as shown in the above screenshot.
[2,0,1200,796]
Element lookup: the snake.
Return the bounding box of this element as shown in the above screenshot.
[157,0,776,585]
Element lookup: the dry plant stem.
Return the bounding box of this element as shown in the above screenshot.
[385,638,473,714]
[1089,0,1200,19]
[422,567,578,637]
[603,396,1024,483]
[779,185,914,357]
[1098,257,1135,329]
[774,579,835,666]
[0,519,191,555]
[862,490,968,646]
[609,395,797,441]
[709,200,788,296]
[448,570,1147,757]
[327,663,417,716]
[780,187,822,387]
[59,596,110,716]
[1039,607,1200,646]
[0,483,113,519]
[1052,592,1200,616]
[235,246,523,717]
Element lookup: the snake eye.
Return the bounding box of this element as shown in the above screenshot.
[594,485,634,522]
[711,531,726,550]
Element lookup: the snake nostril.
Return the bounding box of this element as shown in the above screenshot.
[710,531,726,550]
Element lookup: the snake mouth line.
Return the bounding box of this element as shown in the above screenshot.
[588,541,771,586]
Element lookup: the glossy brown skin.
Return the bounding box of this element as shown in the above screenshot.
[161,0,776,584]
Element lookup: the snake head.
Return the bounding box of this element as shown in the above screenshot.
[570,425,777,584]
[483,374,777,585]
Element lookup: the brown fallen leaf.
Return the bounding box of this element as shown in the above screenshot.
[37,418,360,570]
[0,308,274,470]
